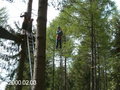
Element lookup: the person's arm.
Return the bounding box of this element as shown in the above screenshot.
[56,30,59,34]
[20,14,25,17]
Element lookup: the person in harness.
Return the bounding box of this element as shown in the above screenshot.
[20,12,33,34]
[20,12,29,34]
[56,26,63,49]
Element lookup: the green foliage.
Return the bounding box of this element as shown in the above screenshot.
[45,0,120,90]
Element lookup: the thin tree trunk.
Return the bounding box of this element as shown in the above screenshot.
[103,69,106,90]
[32,0,48,90]
[64,57,67,90]
[90,0,96,89]
[90,9,95,90]
[60,51,63,90]
[97,45,101,90]
[104,60,108,90]
[91,15,95,90]
[27,0,33,20]
[94,28,97,90]
[52,48,55,90]
[94,20,97,90]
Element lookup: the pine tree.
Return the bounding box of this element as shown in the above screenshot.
[32,0,48,90]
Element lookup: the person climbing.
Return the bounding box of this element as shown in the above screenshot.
[20,12,29,34]
[56,26,63,49]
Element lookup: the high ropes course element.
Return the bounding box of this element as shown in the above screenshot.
[18,0,34,90]
[52,26,67,90]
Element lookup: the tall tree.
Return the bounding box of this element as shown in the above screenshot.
[16,0,33,90]
[32,0,48,90]
[109,12,120,90]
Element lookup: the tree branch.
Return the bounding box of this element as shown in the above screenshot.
[0,26,22,43]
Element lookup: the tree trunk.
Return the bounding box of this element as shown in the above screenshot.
[16,36,26,90]
[16,0,33,89]
[32,0,48,90]
[97,46,101,90]
[27,0,33,20]
[90,0,96,90]
[52,48,55,90]
[64,57,67,90]
[59,52,63,90]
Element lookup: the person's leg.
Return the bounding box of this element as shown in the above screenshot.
[59,39,62,49]
[56,39,59,49]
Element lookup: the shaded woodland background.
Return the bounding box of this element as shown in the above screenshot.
[0,0,120,90]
